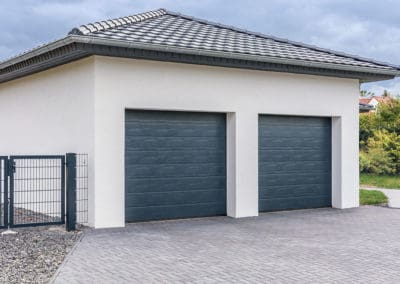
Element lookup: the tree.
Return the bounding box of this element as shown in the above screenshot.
[360,130,397,175]
[359,113,376,149]
[359,96,400,175]
[382,90,391,97]
[375,98,400,134]
[360,90,374,97]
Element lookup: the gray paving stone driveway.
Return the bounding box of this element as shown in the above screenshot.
[54,207,400,283]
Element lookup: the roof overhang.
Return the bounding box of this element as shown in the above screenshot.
[1,35,399,84]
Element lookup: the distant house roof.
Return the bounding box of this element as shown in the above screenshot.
[359,98,372,104]
[359,96,392,105]
[372,96,392,103]
[1,8,400,84]
[359,102,375,113]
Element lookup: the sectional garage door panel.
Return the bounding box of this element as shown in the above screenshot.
[125,110,227,222]
[259,115,331,212]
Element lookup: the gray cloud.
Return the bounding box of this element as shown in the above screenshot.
[0,0,398,93]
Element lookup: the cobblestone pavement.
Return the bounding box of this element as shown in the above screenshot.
[54,207,400,283]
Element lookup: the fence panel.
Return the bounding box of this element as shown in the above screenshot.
[76,154,88,225]
[9,155,65,227]
[0,157,7,228]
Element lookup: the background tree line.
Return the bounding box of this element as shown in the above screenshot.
[360,93,400,175]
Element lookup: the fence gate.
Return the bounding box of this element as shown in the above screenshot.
[0,156,7,229]
[9,155,65,228]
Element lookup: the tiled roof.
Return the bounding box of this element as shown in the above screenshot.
[69,8,396,71]
[372,96,392,103]
[1,8,399,85]
[360,96,392,105]
[359,98,372,104]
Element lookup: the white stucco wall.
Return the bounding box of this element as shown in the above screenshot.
[93,55,360,228]
[0,58,95,226]
[0,55,360,228]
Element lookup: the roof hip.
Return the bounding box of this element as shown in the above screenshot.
[69,8,167,35]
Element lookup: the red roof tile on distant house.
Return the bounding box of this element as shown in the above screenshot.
[359,96,392,105]
[359,98,372,104]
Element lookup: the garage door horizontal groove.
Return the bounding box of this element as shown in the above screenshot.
[126,162,226,166]
[260,193,331,199]
[259,123,330,127]
[260,171,329,176]
[259,161,330,165]
[259,160,331,166]
[126,201,226,210]
[126,175,226,181]
[126,178,225,194]
[126,196,226,205]
[127,172,226,179]
[126,136,224,140]
[259,149,330,152]
[259,153,327,162]
[125,119,224,123]
[260,178,330,186]
[126,149,224,153]
[126,188,226,195]
[260,170,330,175]
[126,135,224,139]
[260,182,331,187]
[260,195,331,201]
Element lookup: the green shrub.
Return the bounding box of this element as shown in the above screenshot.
[359,131,397,175]
[368,130,400,173]
[359,113,376,150]
[359,96,400,175]
[375,99,400,133]
[359,150,370,172]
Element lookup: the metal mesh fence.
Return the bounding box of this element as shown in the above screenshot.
[10,156,65,227]
[0,157,6,228]
[0,154,88,229]
[76,154,88,225]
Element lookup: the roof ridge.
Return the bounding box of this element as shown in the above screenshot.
[68,8,167,35]
[163,9,399,70]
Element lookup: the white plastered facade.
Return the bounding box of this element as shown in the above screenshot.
[0,55,360,228]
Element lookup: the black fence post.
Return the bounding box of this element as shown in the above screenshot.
[66,153,77,231]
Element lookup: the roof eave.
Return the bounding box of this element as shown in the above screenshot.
[0,36,76,69]
[75,36,400,77]
[0,35,398,83]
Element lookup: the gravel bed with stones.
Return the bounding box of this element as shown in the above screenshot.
[0,226,83,283]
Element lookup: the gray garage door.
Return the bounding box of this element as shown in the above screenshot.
[125,110,226,222]
[259,115,331,212]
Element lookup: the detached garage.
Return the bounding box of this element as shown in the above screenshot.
[0,9,399,228]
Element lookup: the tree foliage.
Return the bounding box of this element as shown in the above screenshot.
[359,94,400,175]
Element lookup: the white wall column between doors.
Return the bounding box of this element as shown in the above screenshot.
[227,111,259,218]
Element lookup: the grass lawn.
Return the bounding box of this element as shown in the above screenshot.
[360,189,388,205]
[360,173,400,189]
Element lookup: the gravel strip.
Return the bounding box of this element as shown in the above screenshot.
[1,204,60,227]
[0,226,83,283]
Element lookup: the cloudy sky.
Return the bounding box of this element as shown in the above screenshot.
[0,0,399,95]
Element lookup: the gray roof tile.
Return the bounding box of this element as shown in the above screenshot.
[69,9,397,71]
